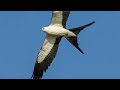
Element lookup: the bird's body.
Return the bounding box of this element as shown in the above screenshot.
[32,11,95,79]
[42,25,76,37]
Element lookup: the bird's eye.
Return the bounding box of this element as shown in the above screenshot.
[42,27,45,30]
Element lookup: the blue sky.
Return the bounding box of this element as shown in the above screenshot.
[0,11,120,79]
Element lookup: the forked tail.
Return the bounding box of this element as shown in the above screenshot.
[65,21,95,54]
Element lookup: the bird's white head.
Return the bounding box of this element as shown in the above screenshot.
[42,27,47,32]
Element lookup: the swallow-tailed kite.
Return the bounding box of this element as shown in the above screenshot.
[32,11,95,79]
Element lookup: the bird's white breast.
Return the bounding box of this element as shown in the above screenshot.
[42,25,67,37]
[42,25,76,37]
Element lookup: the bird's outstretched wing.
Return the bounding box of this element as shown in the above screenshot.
[33,35,62,79]
[32,11,70,79]
[32,11,95,79]
[50,11,70,27]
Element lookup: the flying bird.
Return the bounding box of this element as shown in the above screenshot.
[32,11,95,79]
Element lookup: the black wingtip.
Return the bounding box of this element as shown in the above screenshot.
[32,61,44,79]
[32,75,42,79]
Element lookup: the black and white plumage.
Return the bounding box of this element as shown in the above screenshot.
[32,11,95,79]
